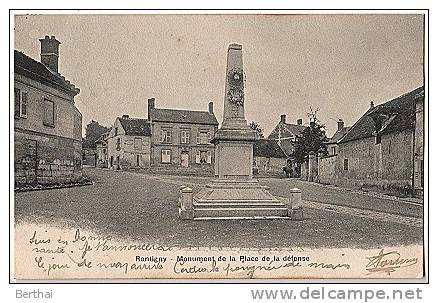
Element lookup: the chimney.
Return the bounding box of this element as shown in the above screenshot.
[297,118,303,125]
[122,114,129,119]
[280,114,286,123]
[208,102,214,114]
[147,98,155,120]
[337,119,344,131]
[370,101,375,109]
[39,35,61,73]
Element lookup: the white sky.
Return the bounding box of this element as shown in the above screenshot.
[14,13,424,137]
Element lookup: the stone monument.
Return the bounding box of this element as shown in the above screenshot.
[179,43,302,220]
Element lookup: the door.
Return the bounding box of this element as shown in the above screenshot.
[181,152,189,167]
[137,154,141,167]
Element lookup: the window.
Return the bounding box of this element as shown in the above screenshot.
[14,88,20,117]
[331,146,336,155]
[114,127,118,136]
[116,138,121,151]
[134,138,142,150]
[43,99,54,127]
[161,128,172,143]
[343,158,349,171]
[375,133,381,144]
[180,130,190,144]
[196,150,212,164]
[21,92,28,118]
[161,149,171,163]
[197,131,209,145]
[14,88,28,118]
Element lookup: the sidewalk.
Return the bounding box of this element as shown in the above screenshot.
[295,179,423,205]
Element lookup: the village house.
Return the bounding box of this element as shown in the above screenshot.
[253,139,287,175]
[267,114,306,176]
[14,36,82,187]
[82,140,97,167]
[318,86,424,195]
[147,98,218,174]
[413,89,425,196]
[326,119,350,156]
[107,115,151,169]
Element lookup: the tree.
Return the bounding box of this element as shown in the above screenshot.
[292,109,328,164]
[83,120,110,148]
[249,121,264,138]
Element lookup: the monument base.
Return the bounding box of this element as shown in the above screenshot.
[191,179,290,220]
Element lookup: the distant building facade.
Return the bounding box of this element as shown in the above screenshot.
[14,36,82,187]
[253,139,287,175]
[326,119,350,156]
[413,90,425,195]
[267,114,306,176]
[107,116,151,169]
[148,98,219,173]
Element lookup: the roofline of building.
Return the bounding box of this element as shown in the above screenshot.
[15,50,80,95]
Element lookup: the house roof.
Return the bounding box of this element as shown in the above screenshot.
[118,118,151,136]
[328,127,351,144]
[267,122,306,140]
[253,139,287,159]
[95,129,111,144]
[339,86,423,144]
[149,108,218,125]
[14,50,80,95]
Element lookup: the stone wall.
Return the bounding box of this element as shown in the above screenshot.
[15,130,82,186]
[318,155,338,184]
[254,156,285,175]
[300,162,309,181]
[318,130,414,193]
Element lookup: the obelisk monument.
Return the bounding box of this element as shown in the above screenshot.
[180,43,293,220]
[212,43,258,179]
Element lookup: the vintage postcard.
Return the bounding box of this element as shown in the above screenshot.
[11,11,426,281]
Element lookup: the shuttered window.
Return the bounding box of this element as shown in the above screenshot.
[180,130,190,144]
[161,129,172,143]
[14,88,20,118]
[43,99,55,127]
[196,151,212,164]
[20,92,28,118]
[197,131,209,145]
[14,89,28,118]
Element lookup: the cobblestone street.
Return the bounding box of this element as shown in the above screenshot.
[14,167,423,249]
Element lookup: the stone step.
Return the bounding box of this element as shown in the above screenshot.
[194,202,287,208]
[194,207,289,218]
[194,216,290,220]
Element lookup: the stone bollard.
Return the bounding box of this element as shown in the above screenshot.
[179,186,194,220]
[178,185,186,207]
[288,188,304,220]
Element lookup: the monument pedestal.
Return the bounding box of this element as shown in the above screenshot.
[192,179,289,219]
[191,125,290,219]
